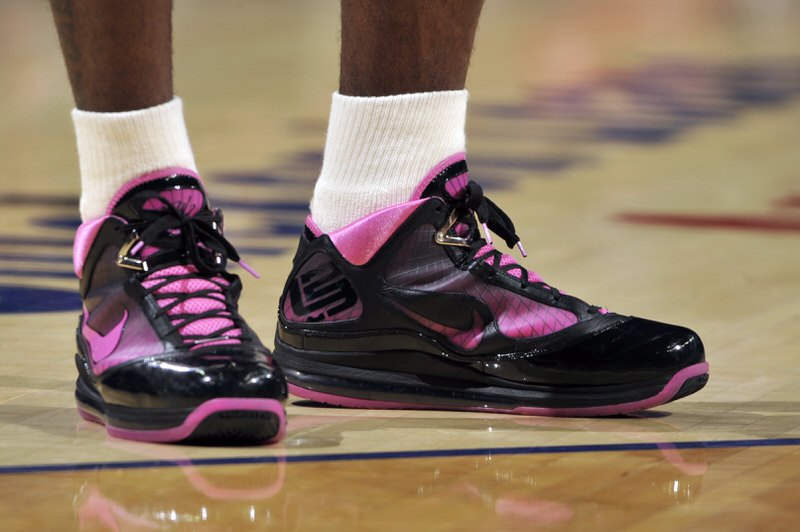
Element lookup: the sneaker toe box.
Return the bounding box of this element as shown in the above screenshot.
[96,347,287,408]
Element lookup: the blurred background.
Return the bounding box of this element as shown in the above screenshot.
[0,2,799,530]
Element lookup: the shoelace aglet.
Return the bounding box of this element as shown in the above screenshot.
[237,258,260,279]
[483,223,493,245]
[473,212,493,245]
[516,241,528,257]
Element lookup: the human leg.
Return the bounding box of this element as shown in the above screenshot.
[275,0,707,415]
[310,0,483,233]
[51,0,194,222]
[339,0,483,96]
[50,0,172,112]
[52,0,286,443]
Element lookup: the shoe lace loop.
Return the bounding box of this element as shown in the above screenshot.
[142,270,249,344]
[123,192,256,346]
[459,181,524,252]
[134,194,244,276]
[450,180,562,299]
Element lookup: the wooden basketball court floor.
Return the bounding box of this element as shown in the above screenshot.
[1,1,799,529]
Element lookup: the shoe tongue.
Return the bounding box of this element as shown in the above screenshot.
[416,156,543,284]
[110,172,209,221]
[415,156,480,243]
[415,156,470,202]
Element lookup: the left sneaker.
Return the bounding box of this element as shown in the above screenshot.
[74,168,286,443]
[274,154,708,416]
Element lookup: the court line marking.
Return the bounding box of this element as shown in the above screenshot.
[1,437,798,475]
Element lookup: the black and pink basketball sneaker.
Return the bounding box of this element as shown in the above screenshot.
[274,154,708,416]
[73,168,286,443]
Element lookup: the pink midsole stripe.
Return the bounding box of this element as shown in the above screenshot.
[77,397,286,443]
[288,362,709,417]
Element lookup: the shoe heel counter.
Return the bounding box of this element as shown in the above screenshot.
[279,233,363,325]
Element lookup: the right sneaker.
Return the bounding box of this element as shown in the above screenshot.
[74,168,286,443]
[274,154,708,416]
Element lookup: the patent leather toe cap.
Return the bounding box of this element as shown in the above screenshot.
[97,347,287,408]
[482,316,705,386]
[611,317,705,368]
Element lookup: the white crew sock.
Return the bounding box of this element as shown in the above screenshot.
[310,90,468,233]
[72,97,198,221]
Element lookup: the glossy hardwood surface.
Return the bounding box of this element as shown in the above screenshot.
[1,1,799,530]
[2,445,799,531]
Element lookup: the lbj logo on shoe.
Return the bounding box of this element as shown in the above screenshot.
[287,259,360,323]
[82,308,128,363]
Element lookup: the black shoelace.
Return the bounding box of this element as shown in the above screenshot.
[132,194,243,276]
[453,181,561,299]
[127,194,252,344]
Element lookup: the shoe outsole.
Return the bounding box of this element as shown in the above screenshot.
[286,362,709,417]
[77,397,286,444]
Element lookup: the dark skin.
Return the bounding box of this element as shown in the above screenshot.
[50,0,484,110]
[339,0,485,96]
[50,0,173,112]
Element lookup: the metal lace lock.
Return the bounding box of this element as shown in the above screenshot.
[434,210,471,248]
[116,233,149,272]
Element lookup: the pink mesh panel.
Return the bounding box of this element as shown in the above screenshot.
[467,284,577,338]
[475,245,544,283]
[140,265,241,343]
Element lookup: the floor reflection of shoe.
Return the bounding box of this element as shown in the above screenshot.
[274,154,708,415]
[73,459,286,530]
[74,168,286,443]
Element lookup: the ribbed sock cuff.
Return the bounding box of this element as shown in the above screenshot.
[73,97,197,221]
[310,90,468,233]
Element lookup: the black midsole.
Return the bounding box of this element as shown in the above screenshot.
[273,338,675,409]
[75,376,201,430]
[76,376,284,442]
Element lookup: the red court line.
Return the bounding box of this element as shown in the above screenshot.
[617,213,800,232]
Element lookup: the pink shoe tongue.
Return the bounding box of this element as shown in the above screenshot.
[413,154,470,201]
[141,187,206,217]
[109,169,209,219]
[109,171,212,263]
[414,155,546,285]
